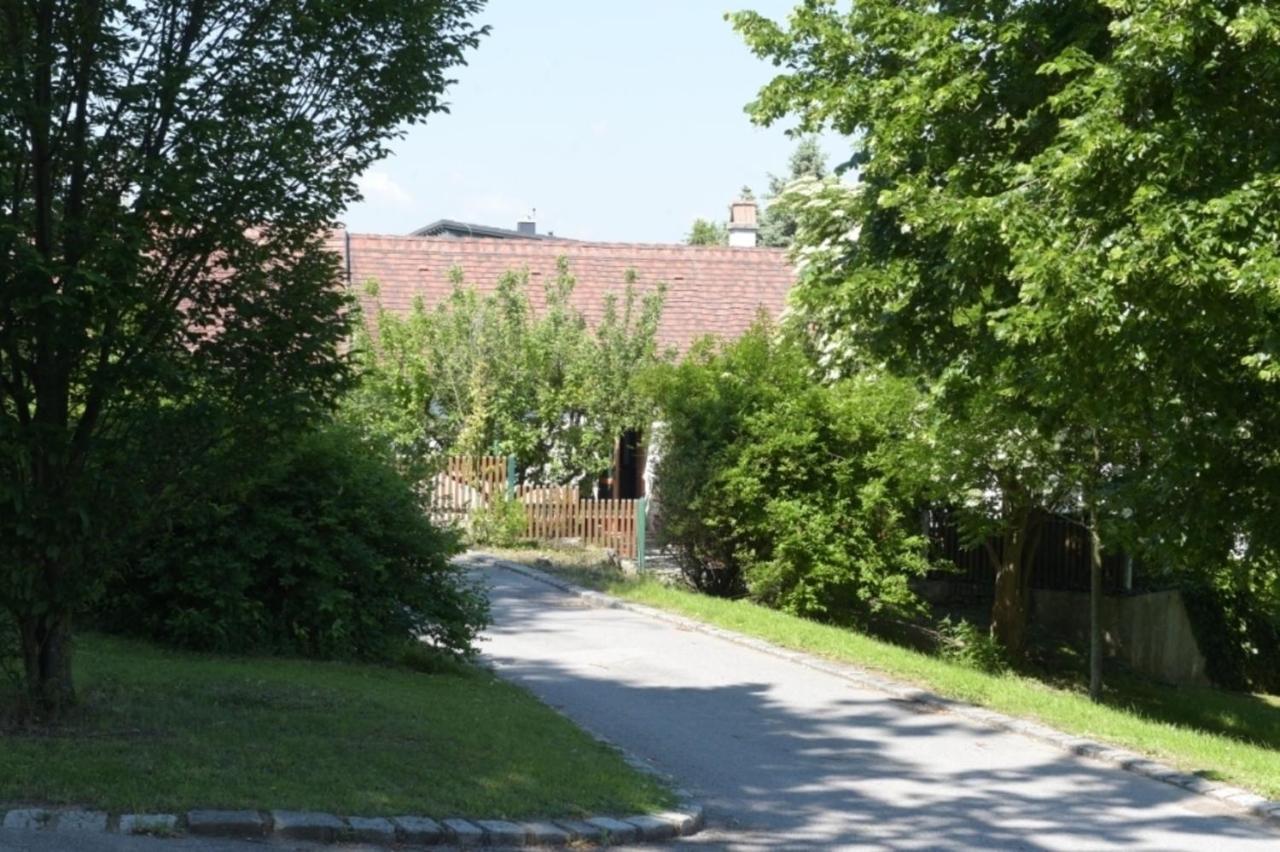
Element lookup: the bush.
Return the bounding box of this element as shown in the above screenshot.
[654,322,812,596]
[937,617,1009,674]
[97,425,487,660]
[467,493,528,547]
[655,321,930,626]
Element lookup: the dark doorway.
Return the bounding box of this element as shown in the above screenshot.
[614,429,645,499]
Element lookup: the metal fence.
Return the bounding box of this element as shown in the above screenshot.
[926,509,1128,593]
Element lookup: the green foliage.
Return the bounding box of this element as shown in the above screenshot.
[97,425,487,661]
[467,494,529,548]
[732,1,1280,677]
[757,136,827,248]
[0,0,486,711]
[686,218,728,246]
[1180,568,1280,694]
[654,322,808,594]
[937,617,1010,675]
[347,260,668,484]
[655,321,929,625]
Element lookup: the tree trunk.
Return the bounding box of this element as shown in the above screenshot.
[1088,508,1104,702]
[19,612,76,719]
[989,517,1031,658]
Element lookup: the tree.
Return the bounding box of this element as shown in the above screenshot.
[348,260,668,486]
[0,0,487,716]
[734,0,1280,690]
[686,218,728,246]
[757,137,827,248]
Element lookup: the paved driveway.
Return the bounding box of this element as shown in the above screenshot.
[478,560,1280,851]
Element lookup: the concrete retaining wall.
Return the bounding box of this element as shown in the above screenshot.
[1033,588,1209,686]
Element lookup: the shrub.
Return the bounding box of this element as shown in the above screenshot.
[654,321,812,595]
[97,425,487,660]
[726,376,930,625]
[937,617,1009,674]
[467,493,528,547]
[655,321,930,625]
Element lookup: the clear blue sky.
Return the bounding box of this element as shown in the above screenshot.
[341,1,844,243]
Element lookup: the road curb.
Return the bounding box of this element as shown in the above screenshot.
[480,553,1280,835]
[0,801,705,847]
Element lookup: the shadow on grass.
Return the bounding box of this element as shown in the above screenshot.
[1015,637,1280,754]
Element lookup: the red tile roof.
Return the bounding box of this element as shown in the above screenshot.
[330,231,795,352]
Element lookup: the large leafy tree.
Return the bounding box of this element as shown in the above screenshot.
[0,0,486,715]
[735,0,1280,683]
[349,260,668,485]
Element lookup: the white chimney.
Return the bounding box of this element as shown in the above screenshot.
[728,194,758,247]
[517,208,537,236]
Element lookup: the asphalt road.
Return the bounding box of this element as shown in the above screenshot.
[478,560,1280,852]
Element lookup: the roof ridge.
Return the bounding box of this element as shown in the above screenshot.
[344,232,788,256]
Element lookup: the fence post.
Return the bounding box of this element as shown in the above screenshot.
[635,496,647,572]
[506,455,517,500]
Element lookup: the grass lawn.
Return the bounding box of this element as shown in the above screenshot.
[482,545,1280,801]
[0,633,672,817]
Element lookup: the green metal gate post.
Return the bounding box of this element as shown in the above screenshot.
[635,496,647,571]
[506,455,517,500]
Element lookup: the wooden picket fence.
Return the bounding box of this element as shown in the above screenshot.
[518,484,641,558]
[430,455,644,561]
[429,455,509,523]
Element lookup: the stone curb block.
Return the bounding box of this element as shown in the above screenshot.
[271,810,345,842]
[442,817,486,846]
[553,818,605,842]
[2,809,50,831]
[55,810,108,832]
[118,814,178,835]
[392,815,443,844]
[626,813,678,841]
[346,815,396,843]
[476,819,524,845]
[586,815,640,843]
[488,555,1280,836]
[655,808,700,834]
[186,809,269,837]
[521,821,572,844]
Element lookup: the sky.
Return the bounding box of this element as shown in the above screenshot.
[341,1,846,244]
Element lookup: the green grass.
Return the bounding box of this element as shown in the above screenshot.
[485,545,1280,800]
[0,633,671,817]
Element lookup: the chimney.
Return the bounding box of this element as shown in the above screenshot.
[517,208,537,236]
[728,193,758,247]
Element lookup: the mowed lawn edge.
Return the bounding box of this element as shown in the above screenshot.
[0,633,672,817]
[479,548,1280,802]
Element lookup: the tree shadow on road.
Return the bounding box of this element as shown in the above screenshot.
[479,566,1277,851]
